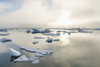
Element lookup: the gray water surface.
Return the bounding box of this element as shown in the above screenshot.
[0,30,100,67]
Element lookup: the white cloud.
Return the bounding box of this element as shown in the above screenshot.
[0,0,100,28]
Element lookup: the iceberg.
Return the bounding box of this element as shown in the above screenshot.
[0,38,12,43]
[46,37,52,43]
[10,48,21,57]
[41,29,51,33]
[31,28,51,34]
[14,55,29,62]
[33,41,39,44]
[26,30,31,33]
[0,28,8,32]
[31,29,41,33]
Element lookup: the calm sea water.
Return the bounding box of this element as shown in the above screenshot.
[0,29,100,67]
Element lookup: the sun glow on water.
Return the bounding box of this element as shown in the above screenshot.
[59,33,69,45]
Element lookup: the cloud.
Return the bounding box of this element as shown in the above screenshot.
[0,0,100,28]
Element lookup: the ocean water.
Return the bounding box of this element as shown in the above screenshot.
[0,29,100,67]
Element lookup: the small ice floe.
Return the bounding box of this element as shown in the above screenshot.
[41,29,51,33]
[31,28,51,34]
[53,39,60,41]
[0,28,8,32]
[43,33,60,36]
[20,47,38,52]
[14,55,29,62]
[0,38,12,43]
[31,29,41,33]
[34,36,44,39]
[32,60,39,64]
[26,30,31,33]
[46,37,52,43]
[0,32,9,36]
[10,48,21,57]
[35,53,44,57]
[20,47,53,55]
[36,50,52,55]
[33,41,39,44]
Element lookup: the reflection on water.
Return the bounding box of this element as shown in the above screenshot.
[0,30,100,67]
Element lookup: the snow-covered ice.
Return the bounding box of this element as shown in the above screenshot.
[10,48,21,57]
[35,53,44,57]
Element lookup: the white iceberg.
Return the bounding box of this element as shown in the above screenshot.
[33,41,39,44]
[0,38,12,43]
[14,55,29,62]
[10,48,21,57]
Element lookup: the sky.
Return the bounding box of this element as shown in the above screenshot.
[0,0,100,28]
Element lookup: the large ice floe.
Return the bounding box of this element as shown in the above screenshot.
[0,38,12,43]
[10,47,52,64]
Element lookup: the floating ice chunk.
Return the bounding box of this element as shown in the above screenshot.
[33,41,39,44]
[0,32,9,36]
[34,36,44,39]
[0,38,12,43]
[35,53,44,57]
[10,48,21,57]
[32,60,39,64]
[26,30,31,33]
[20,47,38,52]
[20,47,53,55]
[43,33,60,36]
[32,28,51,33]
[46,37,52,43]
[14,55,29,62]
[36,50,53,55]
[0,28,8,32]
[41,29,51,33]
[31,29,41,33]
